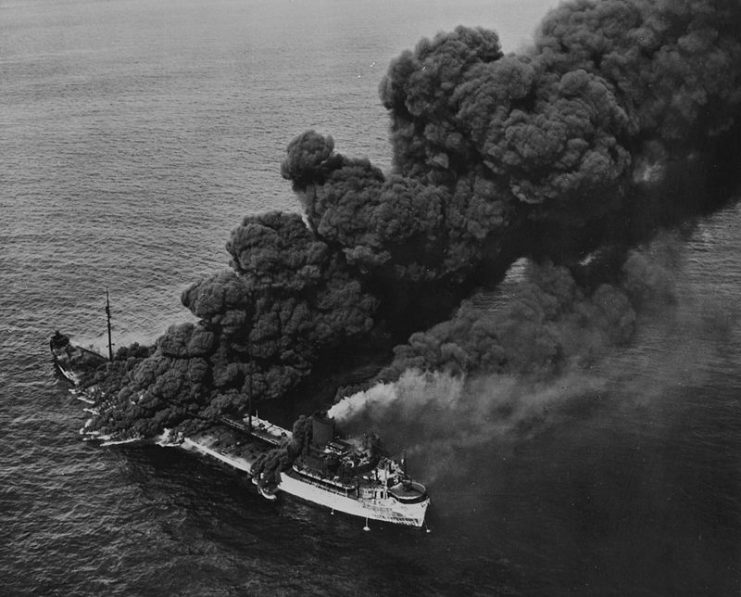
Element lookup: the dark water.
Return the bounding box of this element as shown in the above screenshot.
[2,1,740,595]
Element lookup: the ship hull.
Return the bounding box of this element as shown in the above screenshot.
[54,360,80,385]
[51,335,430,529]
[278,472,429,527]
[182,435,429,528]
[50,340,107,386]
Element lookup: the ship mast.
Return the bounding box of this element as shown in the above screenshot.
[105,288,113,362]
[247,362,253,431]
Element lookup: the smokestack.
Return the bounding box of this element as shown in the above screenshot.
[311,413,335,447]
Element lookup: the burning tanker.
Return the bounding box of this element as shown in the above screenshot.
[83,0,741,441]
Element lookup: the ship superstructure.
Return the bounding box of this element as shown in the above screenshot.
[281,414,428,527]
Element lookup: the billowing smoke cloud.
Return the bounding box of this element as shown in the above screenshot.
[327,235,733,484]
[377,237,686,381]
[85,0,741,440]
[328,238,677,432]
[87,213,378,437]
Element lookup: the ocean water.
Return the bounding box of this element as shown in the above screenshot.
[2,1,740,595]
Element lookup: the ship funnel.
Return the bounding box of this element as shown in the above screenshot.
[311,413,334,447]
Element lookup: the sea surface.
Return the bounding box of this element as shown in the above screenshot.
[2,1,740,595]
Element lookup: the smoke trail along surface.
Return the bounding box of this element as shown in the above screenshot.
[86,0,741,439]
[327,238,673,460]
[330,235,739,486]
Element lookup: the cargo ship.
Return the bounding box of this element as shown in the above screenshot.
[50,319,430,529]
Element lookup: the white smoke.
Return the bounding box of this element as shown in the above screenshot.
[328,369,465,422]
[329,367,611,483]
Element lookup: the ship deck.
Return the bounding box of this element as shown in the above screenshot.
[185,423,274,470]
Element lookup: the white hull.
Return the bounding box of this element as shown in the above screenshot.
[182,435,429,528]
[278,472,429,527]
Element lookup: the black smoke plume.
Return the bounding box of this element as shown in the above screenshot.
[85,0,741,440]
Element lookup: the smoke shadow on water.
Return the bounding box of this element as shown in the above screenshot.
[324,264,741,595]
[357,389,740,596]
